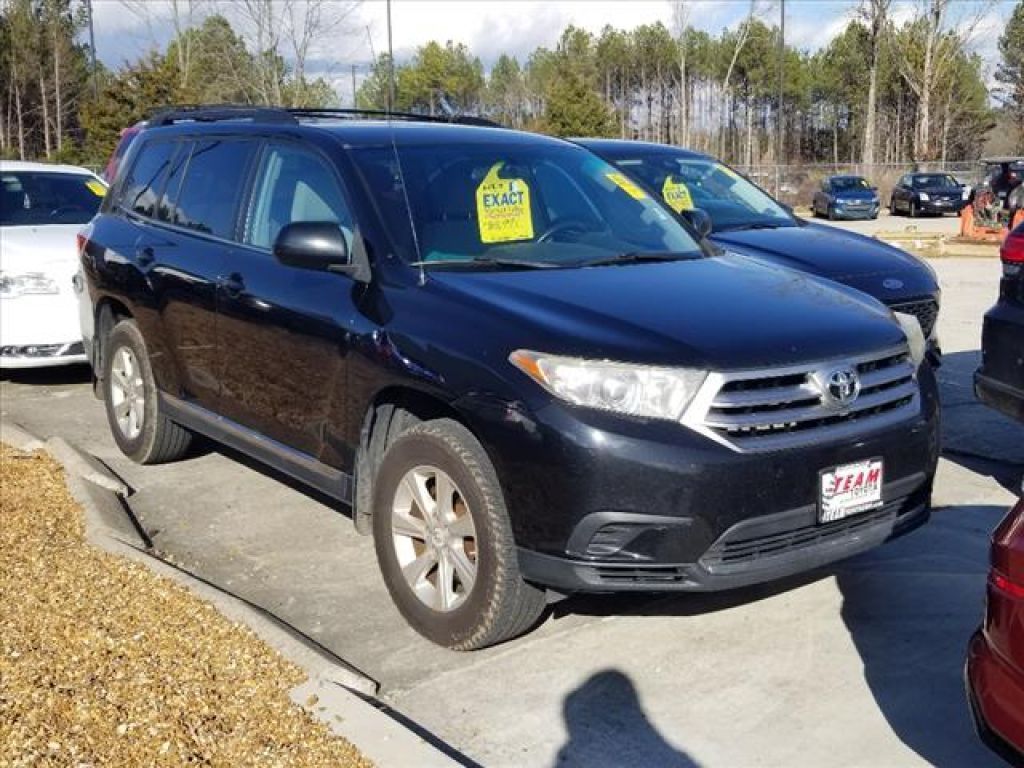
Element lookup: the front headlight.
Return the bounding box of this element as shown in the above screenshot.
[0,272,60,298]
[894,313,926,367]
[918,192,930,202]
[509,350,707,420]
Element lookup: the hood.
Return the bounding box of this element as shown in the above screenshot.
[710,222,937,302]
[917,186,961,195]
[0,224,83,276]
[427,255,905,371]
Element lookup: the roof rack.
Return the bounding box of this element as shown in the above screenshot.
[288,107,500,128]
[147,104,501,129]
[148,104,299,126]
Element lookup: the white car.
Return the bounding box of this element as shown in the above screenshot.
[1,161,106,368]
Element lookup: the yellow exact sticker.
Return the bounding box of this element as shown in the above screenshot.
[661,177,693,212]
[717,164,741,181]
[476,162,533,244]
[85,179,107,197]
[605,172,648,200]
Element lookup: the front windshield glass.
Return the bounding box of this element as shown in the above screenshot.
[0,171,106,226]
[350,143,701,266]
[911,174,958,189]
[604,153,793,233]
[831,176,870,191]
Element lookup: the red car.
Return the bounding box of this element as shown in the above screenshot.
[102,121,144,183]
[967,491,1024,764]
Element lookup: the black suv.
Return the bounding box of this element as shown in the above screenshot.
[81,107,939,649]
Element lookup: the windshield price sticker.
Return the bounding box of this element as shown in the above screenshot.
[85,179,106,197]
[819,458,884,523]
[662,177,694,212]
[605,172,648,201]
[717,164,741,182]
[476,162,533,244]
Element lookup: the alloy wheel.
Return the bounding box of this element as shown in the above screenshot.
[109,346,145,440]
[391,465,478,612]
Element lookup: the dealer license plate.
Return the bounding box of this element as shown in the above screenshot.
[819,459,884,523]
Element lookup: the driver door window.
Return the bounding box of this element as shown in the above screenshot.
[245,143,354,251]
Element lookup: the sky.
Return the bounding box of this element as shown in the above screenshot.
[87,0,1017,104]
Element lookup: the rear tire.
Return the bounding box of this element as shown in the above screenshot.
[103,319,191,464]
[372,419,545,650]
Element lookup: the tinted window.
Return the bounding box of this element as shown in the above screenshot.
[121,140,175,218]
[831,177,869,191]
[0,172,106,226]
[171,139,256,239]
[157,141,192,224]
[912,174,958,189]
[246,143,353,250]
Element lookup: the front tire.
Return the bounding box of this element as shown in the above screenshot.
[909,200,919,218]
[103,319,191,464]
[372,419,545,650]
[827,205,837,221]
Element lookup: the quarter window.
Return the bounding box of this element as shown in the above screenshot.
[171,139,256,239]
[121,140,175,219]
[245,144,353,250]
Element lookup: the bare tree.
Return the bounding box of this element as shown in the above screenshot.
[858,0,891,165]
[671,0,690,146]
[898,0,993,161]
[720,0,762,156]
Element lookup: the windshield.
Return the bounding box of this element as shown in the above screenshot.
[831,177,870,191]
[602,153,794,233]
[350,143,701,267]
[911,174,958,189]
[0,171,106,226]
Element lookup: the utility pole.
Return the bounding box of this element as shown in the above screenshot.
[776,0,785,197]
[386,0,395,113]
[86,0,98,98]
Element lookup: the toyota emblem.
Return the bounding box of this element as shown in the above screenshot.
[823,368,861,408]
[882,278,904,290]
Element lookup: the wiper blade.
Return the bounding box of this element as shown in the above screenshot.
[719,222,784,232]
[409,257,563,270]
[575,251,696,267]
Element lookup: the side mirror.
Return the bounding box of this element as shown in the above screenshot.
[682,208,713,238]
[273,221,365,280]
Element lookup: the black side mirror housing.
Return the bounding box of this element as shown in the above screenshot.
[682,208,713,238]
[273,221,369,282]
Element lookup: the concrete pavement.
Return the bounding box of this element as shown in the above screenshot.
[2,258,1020,766]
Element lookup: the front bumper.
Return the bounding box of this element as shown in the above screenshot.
[919,199,966,215]
[967,630,1024,764]
[0,291,86,369]
[832,202,879,219]
[462,365,940,593]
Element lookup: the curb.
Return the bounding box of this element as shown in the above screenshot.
[3,421,461,768]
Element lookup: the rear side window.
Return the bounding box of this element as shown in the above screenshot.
[121,140,175,218]
[245,143,353,250]
[158,141,192,224]
[170,139,256,239]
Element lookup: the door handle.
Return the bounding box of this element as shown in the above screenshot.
[136,246,154,267]
[218,273,245,298]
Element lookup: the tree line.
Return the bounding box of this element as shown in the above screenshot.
[2,0,1023,168]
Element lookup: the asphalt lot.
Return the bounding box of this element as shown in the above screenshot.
[2,254,1021,767]
[802,209,963,238]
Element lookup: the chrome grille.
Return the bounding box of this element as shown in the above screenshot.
[683,345,919,453]
[890,299,939,338]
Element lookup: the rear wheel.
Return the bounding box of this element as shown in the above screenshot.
[103,319,191,464]
[372,419,545,649]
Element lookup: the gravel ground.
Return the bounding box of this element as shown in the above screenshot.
[0,444,372,768]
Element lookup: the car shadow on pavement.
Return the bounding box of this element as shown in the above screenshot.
[554,669,699,768]
[0,362,92,386]
[835,503,1009,767]
[937,350,1024,494]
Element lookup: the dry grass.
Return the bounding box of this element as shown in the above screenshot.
[0,444,372,768]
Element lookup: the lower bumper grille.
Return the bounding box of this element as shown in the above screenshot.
[701,490,924,571]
